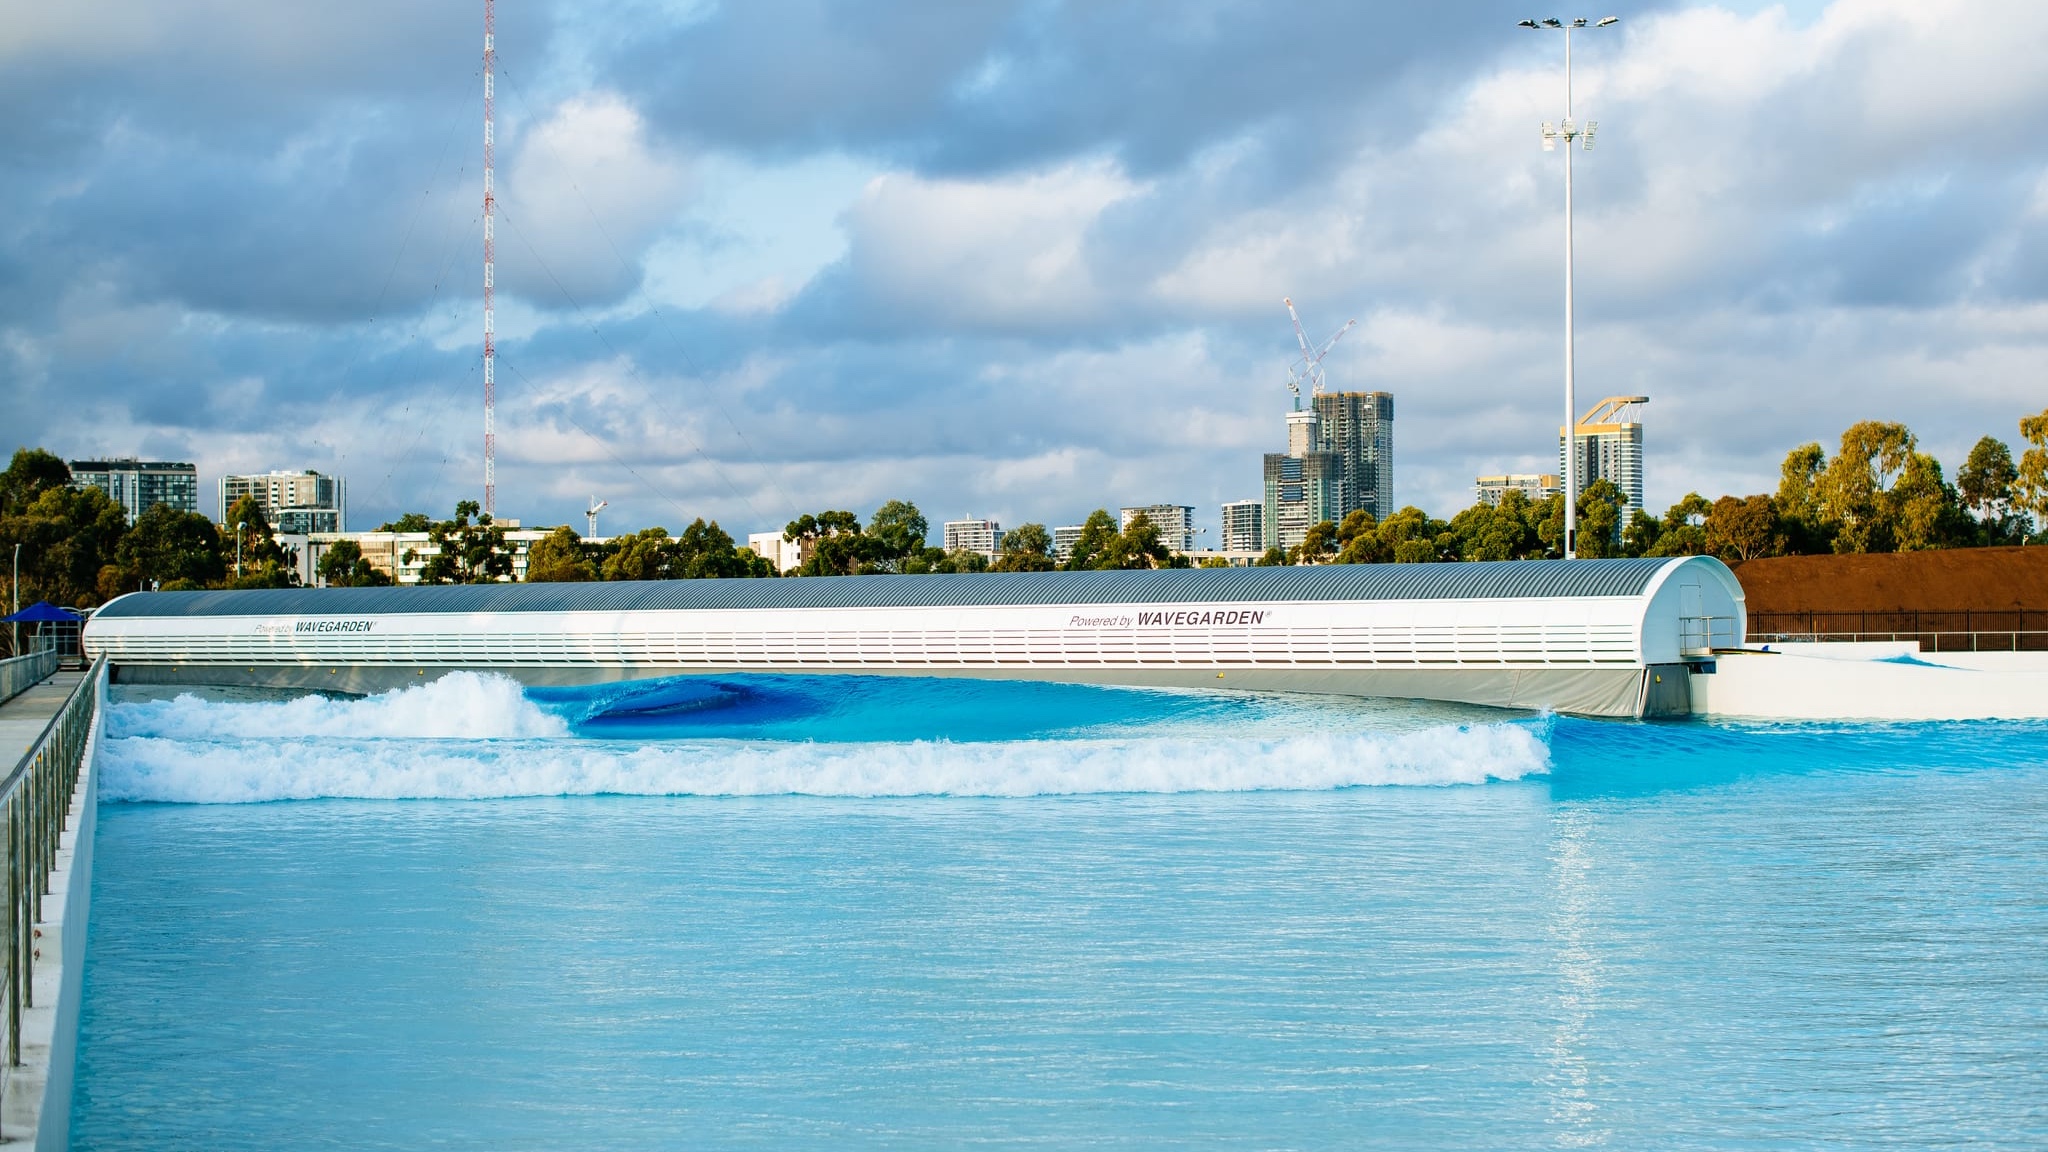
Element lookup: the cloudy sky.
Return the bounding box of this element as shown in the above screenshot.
[4,0,2044,540]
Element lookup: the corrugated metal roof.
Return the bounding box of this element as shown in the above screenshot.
[92,558,1685,618]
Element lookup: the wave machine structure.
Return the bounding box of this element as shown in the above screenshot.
[82,557,1746,718]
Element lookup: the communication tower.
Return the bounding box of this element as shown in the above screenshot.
[482,0,497,517]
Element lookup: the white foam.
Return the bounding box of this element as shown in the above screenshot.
[97,724,1549,804]
[106,672,568,741]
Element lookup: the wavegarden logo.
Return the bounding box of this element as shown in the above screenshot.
[1135,609,1269,627]
[294,619,376,634]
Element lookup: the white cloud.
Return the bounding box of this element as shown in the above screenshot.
[836,160,1147,328]
[497,92,690,305]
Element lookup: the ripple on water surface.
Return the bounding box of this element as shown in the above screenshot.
[71,674,2048,1150]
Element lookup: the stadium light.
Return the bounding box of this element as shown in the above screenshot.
[1520,15,1619,558]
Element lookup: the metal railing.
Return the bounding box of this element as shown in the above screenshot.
[0,652,60,710]
[1,655,103,1067]
[1750,630,2048,652]
[1679,615,1741,655]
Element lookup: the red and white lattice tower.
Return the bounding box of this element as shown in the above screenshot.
[481,0,497,517]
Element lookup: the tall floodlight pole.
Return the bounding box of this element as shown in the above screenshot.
[482,0,498,519]
[1520,15,1616,558]
[11,543,18,657]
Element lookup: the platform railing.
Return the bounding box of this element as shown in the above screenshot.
[1679,615,1741,655]
[1748,610,2048,652]
[1,655,103,1066]
[0,651,60,710]
[1750,630,2048,653]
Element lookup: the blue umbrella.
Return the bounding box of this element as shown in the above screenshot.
[0,601,83,624]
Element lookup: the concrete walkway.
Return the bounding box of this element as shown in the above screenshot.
[0,671,85,769]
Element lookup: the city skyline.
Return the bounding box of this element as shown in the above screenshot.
[5,0,2043,545]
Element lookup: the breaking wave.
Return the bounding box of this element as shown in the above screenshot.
[96,672,1551,803]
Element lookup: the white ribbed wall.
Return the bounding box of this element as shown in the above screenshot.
[88,599,1651,672]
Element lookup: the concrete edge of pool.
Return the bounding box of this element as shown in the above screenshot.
[0,689,99,1150]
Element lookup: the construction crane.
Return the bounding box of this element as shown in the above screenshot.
[585,497,608,539]
[1283,297,1357,409]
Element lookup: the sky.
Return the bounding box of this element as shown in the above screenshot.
[4,0,2045,542]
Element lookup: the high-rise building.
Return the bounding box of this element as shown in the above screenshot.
[68,458,199,521]
[1313,391,1395,521]
[1475,474,1560,507]
[1052,525,1085,564]
[219,470,348,534]
[1220,500,1264,553]
[1559,396,1647,514]
[943,518,1004,559]
[1262,451,1342,551]
[1119,505,1196,553]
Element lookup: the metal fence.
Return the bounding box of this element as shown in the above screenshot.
[0,630,68,665]
[0,651,60,710]
[1,655,103,1067]
[1749,610,2048,652]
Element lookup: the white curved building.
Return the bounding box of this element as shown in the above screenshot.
[82,557,1746,718]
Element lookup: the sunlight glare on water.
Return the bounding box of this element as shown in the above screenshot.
[72,673,2048,1150]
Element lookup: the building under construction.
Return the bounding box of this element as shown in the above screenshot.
[1250,299,1396,552]
[1261,392,1394,551]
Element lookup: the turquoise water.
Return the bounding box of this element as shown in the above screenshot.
[73,674,2048,1149]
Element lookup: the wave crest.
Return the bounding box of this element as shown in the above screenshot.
[107,672,568,741]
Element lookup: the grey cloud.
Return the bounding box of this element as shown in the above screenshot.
[609,0,1688,176]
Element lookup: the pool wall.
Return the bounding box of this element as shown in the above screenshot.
[1695,646,2048,720]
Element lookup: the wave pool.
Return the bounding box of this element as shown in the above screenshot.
[72,673,2048,1149]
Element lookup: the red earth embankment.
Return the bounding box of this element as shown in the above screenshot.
[1732,546,2048,613]
[1732,547,2048,646]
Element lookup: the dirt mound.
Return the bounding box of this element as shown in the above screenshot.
[1732,546,2048,613]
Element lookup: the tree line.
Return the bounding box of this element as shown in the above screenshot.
[4,409,2041,604]
[0,448,318,607]
[1264,413,2046,568]
[524,500,1183,581]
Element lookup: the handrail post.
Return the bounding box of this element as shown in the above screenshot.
[7,795,18,1066]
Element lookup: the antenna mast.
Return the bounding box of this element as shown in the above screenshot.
[482,0,497,518]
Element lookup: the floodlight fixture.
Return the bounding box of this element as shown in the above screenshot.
[1518,18,1539,28]
[1542,18,1563,27]
[1582,121,1597,149]
[1597,16,1619,26]
[1571,17,1587,27]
